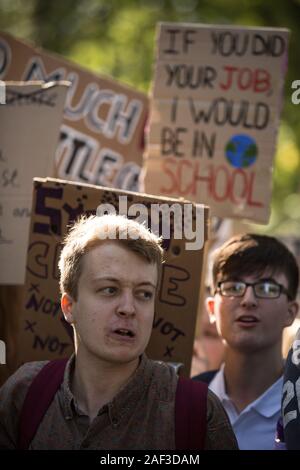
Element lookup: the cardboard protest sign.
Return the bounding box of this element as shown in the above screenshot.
[0,285,24,386]
[0,32,148,192]
[144,23,289,223]
[192,217,232,371]
[279,236,300,302]
[0,81,69,285]
[16,178,208,376]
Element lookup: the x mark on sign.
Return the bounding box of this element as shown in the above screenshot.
[164,346,174,358]
[28,283,40,294]
[25,320,37,333]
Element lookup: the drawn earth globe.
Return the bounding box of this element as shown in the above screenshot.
[225,134,258,169]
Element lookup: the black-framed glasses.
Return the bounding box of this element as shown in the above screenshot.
[215,280,291,299]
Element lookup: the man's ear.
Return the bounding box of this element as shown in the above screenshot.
[61,293,76,325]
[285,300,299,327]
[206,296,216,324]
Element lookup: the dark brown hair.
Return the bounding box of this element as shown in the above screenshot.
[212,233,299,300]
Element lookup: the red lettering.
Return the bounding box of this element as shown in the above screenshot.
[230,168,248,204]
[220,66,271,93]
[193,162,214,196]
[246,171,264,207]
[254,69,271,93]
[211,165,230,201]
[161,158,178,194]
[159,159,264,209]
[237,68,253,91]
[177,159,195,195]
[220,66,237,90]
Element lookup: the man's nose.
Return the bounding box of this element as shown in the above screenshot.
[240,285,258,308]
[116,290,136,317]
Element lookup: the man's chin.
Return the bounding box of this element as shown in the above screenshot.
[101,349,142,366]
[231,338,264,354]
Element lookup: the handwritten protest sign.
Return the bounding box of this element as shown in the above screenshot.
[0,81,69,285]
[279,237,300,302]
[16,178,208,376]
[144,23,289,223]
[0,32,148,192]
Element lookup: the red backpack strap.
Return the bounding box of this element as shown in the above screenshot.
[175,377,208,450]
[18,358,68,450]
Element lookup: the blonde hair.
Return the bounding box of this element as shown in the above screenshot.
[59,214,164,299]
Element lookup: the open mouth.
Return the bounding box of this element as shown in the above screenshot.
[236,316,259,324]
[113,328,135,338]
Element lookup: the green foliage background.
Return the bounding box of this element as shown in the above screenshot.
[1,0,300,234]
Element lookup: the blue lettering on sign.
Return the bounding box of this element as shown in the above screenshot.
[33,185,93,236]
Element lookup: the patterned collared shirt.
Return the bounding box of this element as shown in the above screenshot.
[0,355,238,450]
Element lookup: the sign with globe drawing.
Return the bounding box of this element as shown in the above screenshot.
[225,134,258,169]
[144,23,289,223]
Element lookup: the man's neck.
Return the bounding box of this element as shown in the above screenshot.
[71,351,140,423]
[223,348,283,413]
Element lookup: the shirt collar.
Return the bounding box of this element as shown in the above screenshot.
[209,364,283,418]
[108,354,155,427]
[61,353,154,425]
[61,354,76,420]
[247,376,283,418]
[209,364,229,401]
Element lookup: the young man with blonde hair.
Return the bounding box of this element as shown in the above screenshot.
[0,214,237,450]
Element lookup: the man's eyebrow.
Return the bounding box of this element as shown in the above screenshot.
[91,276,156,288]
[220,276,279,283]
[90,276,119,283]
[136,282,156,288]
[218,276,240,282]
[256,277,279,283]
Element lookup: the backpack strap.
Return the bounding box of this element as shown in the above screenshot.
[18,358,68,450]
[18,359,208,450]
[175,377,208,450]
[192,369,218,385]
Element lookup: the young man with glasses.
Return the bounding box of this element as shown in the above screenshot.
[193,234,299,450]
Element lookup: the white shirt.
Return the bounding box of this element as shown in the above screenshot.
[209,364,283,450]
